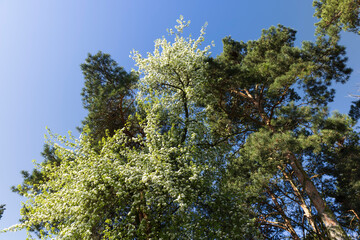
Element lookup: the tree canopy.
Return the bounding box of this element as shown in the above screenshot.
[80,51,139,146]
[314,0,360,43]
[6,1,360,239]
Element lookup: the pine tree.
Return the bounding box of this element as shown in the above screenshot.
[314,0,360,43]
[80,51,140,146]
[316,123,360,236]
[313,0,360,236]
[12,53,140,238]
[205,25,353,239]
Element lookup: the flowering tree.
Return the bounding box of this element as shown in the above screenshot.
[7,17,255,240]
[7,1,360,238]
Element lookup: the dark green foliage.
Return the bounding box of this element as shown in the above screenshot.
[314,0,360,43]
[205,25,351,134]
[12,144,61,196]
[10,6,360,238]
[11,144,61,237]
[204,24,354,239]
[13,52,141,238]
[349,99,360,120]
[318,129,360,233]
[0,204,5,220]
[80,51,139,145]
[334,135,360,216]
[301,38,352,105]
[312,2,360,233]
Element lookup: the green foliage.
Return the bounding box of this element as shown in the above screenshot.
[317,127,360,233]
[80,51,139,146]
[204,22,354,239]
[314,0,360,43]
[0,205,5,221]
[13,52,141,238]
[13,144,62,196]
[349,99,360,120]
[11,52,141,237]
[7,4,360,238]
[6,18,257,239]
[207,25,351,111]
[11,144,64,237]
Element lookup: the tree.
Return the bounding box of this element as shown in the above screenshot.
[314,1,360,235]
[6,17,256,239]
[12,53,140,238]
[11,144,62,238]
[313,0,360,122]
[80,51,140,146]
[205,25,353,239]
[314,0,360,43]
[317,124,360,236]
[7,1,360,238]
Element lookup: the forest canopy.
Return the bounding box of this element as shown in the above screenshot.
[4,1,360,239]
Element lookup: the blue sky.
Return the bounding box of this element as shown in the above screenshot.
[0,1,358,239]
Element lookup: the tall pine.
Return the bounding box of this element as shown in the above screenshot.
[205,25,352,239]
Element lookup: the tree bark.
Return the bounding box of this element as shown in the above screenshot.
[234,87,349,239]
[288,153,349,240]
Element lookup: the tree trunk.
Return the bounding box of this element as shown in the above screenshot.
[288,153,349,240]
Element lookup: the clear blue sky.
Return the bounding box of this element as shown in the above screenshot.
[0,1,358,239]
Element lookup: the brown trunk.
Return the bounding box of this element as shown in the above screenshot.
[234,87,349,239]
[288,153,349,240]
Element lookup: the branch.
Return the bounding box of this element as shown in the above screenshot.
[269,86,289,122]
[160,83,185,93]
